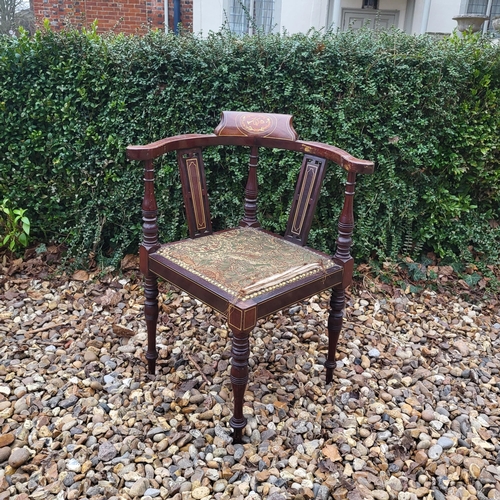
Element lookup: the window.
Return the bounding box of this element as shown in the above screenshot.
[362,0,379,9]
[466,0,500,31]
[229,0,275,34]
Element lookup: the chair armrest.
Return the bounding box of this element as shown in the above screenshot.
[298,141,374,175]
[127,134,217,161]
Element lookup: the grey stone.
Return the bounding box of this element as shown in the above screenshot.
[146,426,166,438]
[250,429,261,444]
[433,490,446,500]
[63,472,76,487]
[66,458,82,473]
[428,444,443,460]
[315,485,330,500]
[234,445,244,461]
[213,480,228,492]
[144,489,160,498]
[261,428,276,441]
[98,441,118,462]
[214,424,231,444]
[377,430,392,441]
[59,395,78,409]
[437,437,454,450]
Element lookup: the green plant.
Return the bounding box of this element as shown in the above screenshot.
[0,199,30,252]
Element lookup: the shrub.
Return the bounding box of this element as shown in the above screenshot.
[0,26,499,267]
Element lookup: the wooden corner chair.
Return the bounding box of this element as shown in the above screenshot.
[127,111,374,443]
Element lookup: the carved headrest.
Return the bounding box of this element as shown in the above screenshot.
[214,111,298,141]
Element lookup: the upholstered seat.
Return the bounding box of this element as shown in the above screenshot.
[150,227,341,310]
[127,111,374,442]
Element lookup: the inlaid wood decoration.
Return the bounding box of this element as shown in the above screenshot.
[214,111,298,141]
[177,148,212,238]
[285,154,327,246]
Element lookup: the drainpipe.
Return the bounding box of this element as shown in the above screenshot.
[174,0,181,34]
[420,0,431,34]
[164,0,169,31]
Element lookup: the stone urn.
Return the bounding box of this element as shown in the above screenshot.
[453,14,489,32]
[492,17,500,33]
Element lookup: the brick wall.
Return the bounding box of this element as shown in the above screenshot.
[32,0,193,34]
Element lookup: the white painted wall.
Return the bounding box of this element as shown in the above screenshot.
[279,2,317,33]
[279,0,329,33]
[411,0,460,33]
[193,0,225,34]
[426,0,460,33]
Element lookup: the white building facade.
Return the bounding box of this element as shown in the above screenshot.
[193,0,500,36]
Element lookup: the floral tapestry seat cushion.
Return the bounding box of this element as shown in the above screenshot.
[151,227,341,304]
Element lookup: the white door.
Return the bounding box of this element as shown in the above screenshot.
[342,9,400,30]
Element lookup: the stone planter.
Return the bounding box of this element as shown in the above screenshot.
[453,14,489,33]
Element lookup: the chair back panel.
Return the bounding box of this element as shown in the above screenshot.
[177,148,213,238]
[285,154,327,246]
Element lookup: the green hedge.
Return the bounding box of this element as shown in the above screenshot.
[1,26,499,268]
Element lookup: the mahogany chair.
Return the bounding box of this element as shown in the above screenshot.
[127,111,374,443]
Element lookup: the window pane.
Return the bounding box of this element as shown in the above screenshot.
[467,0,487,14]
[230,0,251,34]
[491,0,500,18]
[255,0,275,33]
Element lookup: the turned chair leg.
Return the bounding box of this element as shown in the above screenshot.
[229,326,252,444]
[144,273,159,375]
[325,286,345,384]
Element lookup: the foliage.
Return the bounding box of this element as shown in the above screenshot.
[0,198,30,252]
[0,26,499,268]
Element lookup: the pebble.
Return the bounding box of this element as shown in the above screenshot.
[437,437,454,450]
[421,409,435,422]
[98,441,118,462]
[66,459,82,473]
[0,433,15,447]
[428,445,444,460]
[129,478,149,497]
[192,486,211,499]
[0,447,11,463]
[0,270,498,500]
[8,447,31,468]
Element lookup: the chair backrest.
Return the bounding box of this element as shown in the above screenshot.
[126,111,375,258]
[172,112,330,245]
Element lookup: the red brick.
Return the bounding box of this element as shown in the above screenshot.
[33,0,192,33]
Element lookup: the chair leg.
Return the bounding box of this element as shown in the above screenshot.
[144,273,159,375]
[325,286,345,384]
[229,326,251,444]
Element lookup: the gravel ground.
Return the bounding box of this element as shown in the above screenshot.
[1,266,500,500]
